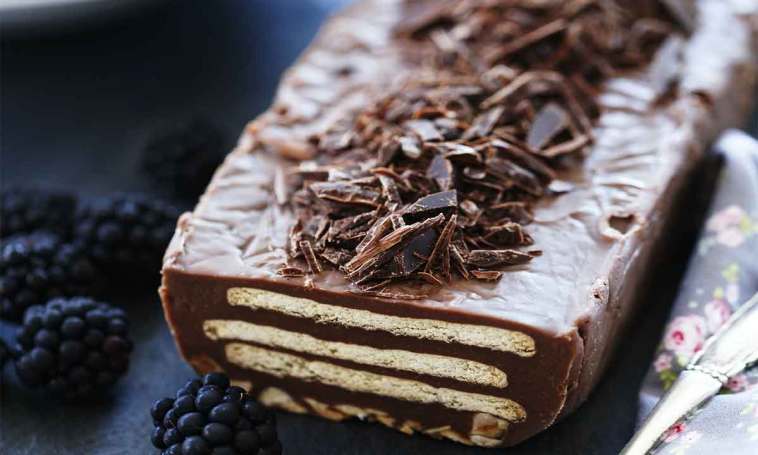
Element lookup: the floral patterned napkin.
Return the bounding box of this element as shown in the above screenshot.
[638,130,758,454]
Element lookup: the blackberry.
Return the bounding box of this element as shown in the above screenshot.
[1,187,76,239]
[14,297,133,398]
[74,194,179,278]
[141,119,228,199]
[1,232,102,321]
[150,372,282,455]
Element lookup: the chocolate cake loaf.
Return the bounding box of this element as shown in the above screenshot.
[160,0,758,447]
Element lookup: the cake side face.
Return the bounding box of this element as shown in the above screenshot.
[160,0,758,447]
[161,270,580,446]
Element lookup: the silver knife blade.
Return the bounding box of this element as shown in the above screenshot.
[621,292,758,455]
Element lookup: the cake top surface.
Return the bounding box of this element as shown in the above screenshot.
[163,0,756,334]
[277,0,680,296]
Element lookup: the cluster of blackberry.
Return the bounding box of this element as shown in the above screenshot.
[0,295,133,397]
[1,122,225,319]
[0,188,180,394]
[0,188,180,321]
[14,297,133,398]
[74,194,180,278]
[151,373,282,455]
[1,125,280,450]
[1,232,102,320]
[0,188,167,392]
[1,187,77,238]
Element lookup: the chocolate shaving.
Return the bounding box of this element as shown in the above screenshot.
[399,136,423,159]
[359,279,392,292]
[471,270,504,281]
[486,18,568,63]
[372,167,412,192]
[273,167,290,205]
[276,266,305,278]
[483,223,533,246]
[293,163,330,182]
[288,221,304,258]
[459,199,480,218]
[377,138,400,165]
[320,248,352,267]
[462,106,505,140]
[527,103,570,151]
[439,143,481,164]
[485,155,543,196]
[418,271,444,286]
[343,214,445,280]
[424,214,457,274]
[403,191,458,223]
[467,249,535,267]
[462,166,487,180]
[539,134,591,158]
[299,240,323,274]
[377,174,403,207]
[489,139,555,182]
[387,228,439,278]
[311,181,381,207]
[449,243,470,280]
[405,119,444,142]
[426,154,454,190]
[279,0,678,297]
[390,213,406,230]
[350,288,430,300]
[548,179,575,194]
[393,0,456,37]
[355,215,393,254]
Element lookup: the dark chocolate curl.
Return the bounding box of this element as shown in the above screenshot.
[403,191,458,224]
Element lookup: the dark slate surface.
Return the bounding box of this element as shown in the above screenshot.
[1,1,755,453]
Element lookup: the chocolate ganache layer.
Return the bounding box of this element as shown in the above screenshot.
[161,0,758,447]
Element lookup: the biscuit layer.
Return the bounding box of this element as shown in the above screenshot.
[204,319,508,387]
[225,342,527,422]
[227,287,536,356]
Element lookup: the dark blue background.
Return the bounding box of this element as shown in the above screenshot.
[1,1,754,453]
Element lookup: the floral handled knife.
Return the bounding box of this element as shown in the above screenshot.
[621,291,758,454]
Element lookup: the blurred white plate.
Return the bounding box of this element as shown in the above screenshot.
[0,0,159,34]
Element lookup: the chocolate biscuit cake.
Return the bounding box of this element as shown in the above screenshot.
[160,0,758,447]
